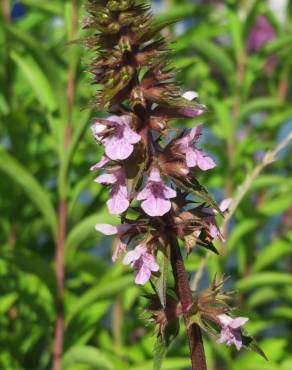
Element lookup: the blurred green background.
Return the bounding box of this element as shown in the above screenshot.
[0,0,292,369]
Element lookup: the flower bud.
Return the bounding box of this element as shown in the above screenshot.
[119,36,132,53]
[131,87,146,109]
[108,0,135,11]
[149,117,167,132]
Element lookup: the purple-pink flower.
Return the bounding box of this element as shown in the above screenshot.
[95,223,132,261]
[179,90,205,117]
[95,169,129,215]
[91,115,141,161]
[137,168,176,217]
[177,124,216,171]
[90,155,110,171]
[123,244,159,285]
[217,314,248,350]
[248,15,275,52]
[202,198,232,242]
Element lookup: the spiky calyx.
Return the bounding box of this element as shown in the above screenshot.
[83,0,204,115]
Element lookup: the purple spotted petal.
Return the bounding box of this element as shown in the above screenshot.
[137,186,152,201]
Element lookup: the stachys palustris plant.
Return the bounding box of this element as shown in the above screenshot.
[82,1,266,369]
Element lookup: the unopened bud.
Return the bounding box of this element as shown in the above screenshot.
[149,117,167,132]
[119,36,132,53]
[108,0,134,11]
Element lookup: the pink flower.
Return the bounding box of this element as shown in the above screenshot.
[179,90,205,117]
[137,168,176,217]
[90,155,110,171]
[91,115,141,161]
[217,314,248,350]
[202,198,232,242]
[95,223,132,262]
[248,15,275,52]
[177,124,216,171]
[95,169,129,215]
[123,244,159,285]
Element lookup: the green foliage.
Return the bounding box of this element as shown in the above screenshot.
[0,1,291,370]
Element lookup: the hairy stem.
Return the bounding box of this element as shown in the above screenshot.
[169,234,207,370]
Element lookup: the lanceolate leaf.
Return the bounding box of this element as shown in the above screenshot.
[61,346,114,370]
[242,332,268,361]
[153,320,180,370]
[171,176,222,216]
[151,245,170,308]
[10,51,57,112]
[0,150,57,237]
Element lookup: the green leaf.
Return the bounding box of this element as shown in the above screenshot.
[227,219,259,252]
[66,273,132,325]
[58,109,92,198]
[176,37,235,83]
[227,8,243,62]
[151,245,170,309]
[171,176,223,216]
[124,145,147,199]
[252,239,292,272]
[0,293,18,315]
[130,358,190,370]
[61,346,114,370]
[21,0,63,14]
[242,333,268,361]
[237,98,283,123]
[153,336,167,370]
[12,249,56,296]
[0,150,57,237]
[65,212,119,258]
[10,51,57,112]
[259,193,292,215]
[236,272,292,291]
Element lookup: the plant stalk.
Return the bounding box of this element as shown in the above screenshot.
[52,2,78,369]
[52,199,66,370]
[169,234,207,370]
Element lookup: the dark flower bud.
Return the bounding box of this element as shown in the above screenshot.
[145,294,182,337]
[119,36,132,53]
[107,22,121,34]
[131,87,147,109]
[108,0,135,11]
[149,116,167,132]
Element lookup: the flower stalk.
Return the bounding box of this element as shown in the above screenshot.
[168,232,207,370]
[84,1,265,368]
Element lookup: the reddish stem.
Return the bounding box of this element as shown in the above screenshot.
[52,199,66,370]
[52,2,78,369]
[169,234,207,370]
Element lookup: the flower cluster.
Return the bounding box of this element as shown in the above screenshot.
[84,0,257,359]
